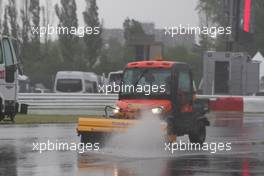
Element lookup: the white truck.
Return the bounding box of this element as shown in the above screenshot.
[54,71,100,93]
[0,35,27,122]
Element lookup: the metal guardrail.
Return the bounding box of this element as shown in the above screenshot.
[18,93,264,115]
[18,93,118,115]
[16,93,238,115]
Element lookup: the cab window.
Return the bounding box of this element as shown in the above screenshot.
[178,71,191,93]
[3,38,14,66]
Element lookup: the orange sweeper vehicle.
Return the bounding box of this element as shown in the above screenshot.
[77,59,209,145]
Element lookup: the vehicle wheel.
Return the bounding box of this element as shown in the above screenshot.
[0,116,4,122]
[188,121,206,145]
[0,103,3,122]
[10,114,15,123]
[80,132,106,148]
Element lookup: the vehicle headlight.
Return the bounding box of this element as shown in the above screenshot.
[151,107,163,115]
[112,107,120,114]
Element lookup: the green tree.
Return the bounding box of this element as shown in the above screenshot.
[122,18,145,62]
[197,0,264,55]
[0,0,2,32]
[21,0,30,45]
[97,38,126,75]
[196,1,229,27]
[3,7,9,35]
[123,18,145,45]
[55,0,79,70]
[164,46,202,84]
[41,0,52,53]
[252,1,264,55]
[20,0,30,69]
[38,41,62,88]
[83,0,103,69]
[196,1,227,51]
[29,0,40,44]
[6,0,19,39]
[22,0,41,84]
[29,0,40,61]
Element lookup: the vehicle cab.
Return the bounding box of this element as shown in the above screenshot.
[113,60,194,118]
[111,60,209,143]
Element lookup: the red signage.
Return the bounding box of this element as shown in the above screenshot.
[243,0,251,32]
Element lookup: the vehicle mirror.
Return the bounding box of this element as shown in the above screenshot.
[5,65,16,83]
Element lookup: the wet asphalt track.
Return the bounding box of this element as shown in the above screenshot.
[0,112,264,176]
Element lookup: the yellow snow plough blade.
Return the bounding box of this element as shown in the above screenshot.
[77,117,176,142]
[77,117,140,133]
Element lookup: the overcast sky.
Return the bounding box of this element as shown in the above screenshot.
[95,0,199,28]
[2,0,199,29]
[41,0,199,29]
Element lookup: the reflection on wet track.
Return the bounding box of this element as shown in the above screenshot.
[0,113,264,176]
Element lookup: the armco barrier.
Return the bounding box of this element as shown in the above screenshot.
[18,93,118,115]
[17,93,264,115]
[244,96,264,113]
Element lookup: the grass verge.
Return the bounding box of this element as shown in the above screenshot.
[0,115,99,124]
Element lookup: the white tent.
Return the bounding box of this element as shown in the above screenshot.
[252,51,264,79]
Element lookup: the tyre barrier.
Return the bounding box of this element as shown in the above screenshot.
[209,97,244,112]
[209,96,264,113]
